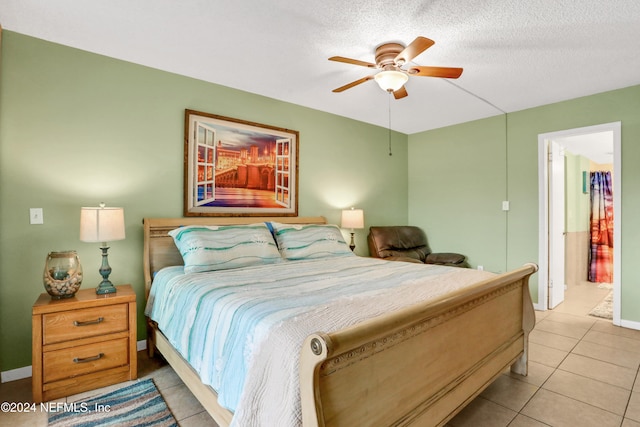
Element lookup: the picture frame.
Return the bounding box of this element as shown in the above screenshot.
[183,109,299,217]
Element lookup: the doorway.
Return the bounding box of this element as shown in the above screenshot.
[537,122,621,325]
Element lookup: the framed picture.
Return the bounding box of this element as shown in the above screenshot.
[184,109,299,216]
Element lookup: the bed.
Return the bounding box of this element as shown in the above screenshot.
[143,216,537,427]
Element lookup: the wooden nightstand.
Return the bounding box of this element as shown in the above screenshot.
[32,284,137,402]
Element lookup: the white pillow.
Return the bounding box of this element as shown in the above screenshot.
[168,223,282,273]
[270,222,354,260]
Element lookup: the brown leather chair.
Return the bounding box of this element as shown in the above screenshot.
[367,226,468,267]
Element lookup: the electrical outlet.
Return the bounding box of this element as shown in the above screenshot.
[30,208,44,225]
[502,201,510,211]
[477,265,484,271]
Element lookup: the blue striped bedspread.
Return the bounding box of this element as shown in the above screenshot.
[145,256,495,427]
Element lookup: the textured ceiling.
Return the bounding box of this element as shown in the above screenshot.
[2,0,640,134]
[556,132,614,165]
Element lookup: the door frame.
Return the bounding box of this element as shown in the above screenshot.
[537,121,621,325]
[547,140,566,309]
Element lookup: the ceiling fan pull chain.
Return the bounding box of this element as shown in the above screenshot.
[388,92,393,156]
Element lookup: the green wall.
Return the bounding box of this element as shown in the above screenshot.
[0,31,409,371]
[408,85,640,323]
[407,115,509,273]
[565,152,591,233]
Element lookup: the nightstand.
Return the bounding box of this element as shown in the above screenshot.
[32,284,137,402]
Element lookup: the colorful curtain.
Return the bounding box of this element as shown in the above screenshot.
[589,171,614,283]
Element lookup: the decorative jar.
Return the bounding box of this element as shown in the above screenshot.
[43,251,83,299]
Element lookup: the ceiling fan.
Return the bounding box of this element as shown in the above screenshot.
[329,36,463,99]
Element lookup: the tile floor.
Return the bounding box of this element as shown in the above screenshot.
[1,281,638,427]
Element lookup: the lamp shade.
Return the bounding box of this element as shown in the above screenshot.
[80,206,125,243]
[341,208,364,229]
[374,70,409,92]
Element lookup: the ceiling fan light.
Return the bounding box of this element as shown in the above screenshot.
[374,70,409,92]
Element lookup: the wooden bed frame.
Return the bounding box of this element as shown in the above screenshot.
[143,217,538,427]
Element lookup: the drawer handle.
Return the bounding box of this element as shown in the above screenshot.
[73,317,104,327]
[73,353,104,363]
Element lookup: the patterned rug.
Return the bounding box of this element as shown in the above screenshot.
[589,290,613,320]
[48,378,178,427]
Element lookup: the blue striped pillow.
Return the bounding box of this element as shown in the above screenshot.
[270,222,354,260]
[168,224,282,273]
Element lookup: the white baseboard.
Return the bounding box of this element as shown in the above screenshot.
[0,365,32,383]
[620,319,640,331]
[1,340,148,383]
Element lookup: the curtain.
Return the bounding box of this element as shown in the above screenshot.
[589,171,614,283]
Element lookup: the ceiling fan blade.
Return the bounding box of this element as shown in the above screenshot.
[329,56,377,68]
[395,36,435,65]
[393,86,408,99]
[332,76,374,92]
[407,66,463,79]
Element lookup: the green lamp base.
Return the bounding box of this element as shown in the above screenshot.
[95,245,117,295]
[96,280,117,295]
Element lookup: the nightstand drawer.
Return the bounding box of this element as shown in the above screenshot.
[43,304,128,345]
[43,337,128,383]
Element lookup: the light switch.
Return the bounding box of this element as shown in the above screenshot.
[30,208,44,224]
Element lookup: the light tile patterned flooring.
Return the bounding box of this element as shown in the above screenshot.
[1,281,638,427]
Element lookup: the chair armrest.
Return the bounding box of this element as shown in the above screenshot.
[383,256,424,264]
[425,252,467,266]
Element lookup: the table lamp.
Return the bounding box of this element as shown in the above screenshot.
[80,203,125,295]
[341,207,364,251]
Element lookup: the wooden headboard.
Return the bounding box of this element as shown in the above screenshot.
[142,216,327,298]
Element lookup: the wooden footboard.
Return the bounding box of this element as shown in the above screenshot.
[299,263,537,427]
